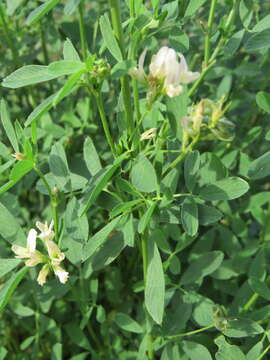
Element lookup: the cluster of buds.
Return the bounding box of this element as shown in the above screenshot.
[131,46,200,102]
[181,97,234,141]
[86,56,110,82]
[12,220,69,286]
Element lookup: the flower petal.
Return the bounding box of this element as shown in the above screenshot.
[27,229,37,253]
[11,244,29,258]
[37,264,50,286]
[53,266,69,284]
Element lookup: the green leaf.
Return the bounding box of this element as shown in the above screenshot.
[256,91,270,113]
[198,204,223,225]
[131,154,157,193]
[80,156,125,216]
[111,60,136,79]
[53,70,84,106]
[9,160,33,181]
[224,29,245,56]
[2,65,60,88]
[180,251,224,285]
[0,202,25,244]
[48,61,85,77]
[63,38,81,61]
[222,319,263,338]
[25,93,56,127]
[82,216,122,261]
[100,14,123,62]
[248,151,270,179]
[49,142,71,191]
[110,199,141,218]
[6,0,25,15]
[114,312,143,333]
[26,0,60,25]
[244,28,270,52]
[215,336,246,360]
[0,99,19,152]
[0,267,29,312]
[138,202,157,234]
[52,343,62,360]
[252,14,270,32]
[83,137,102,176]
[181,198,198,236]
[184,151,200,192]
[248,277,270,301]
[122,214,135,247]
[64,0,82,15]
[65,323,91,351]
[0,259,21,278]
[145,237,165,324]
[184,0,207,17]
[199,177,249,201]
[182,341,212,360]
[64,198,89,264]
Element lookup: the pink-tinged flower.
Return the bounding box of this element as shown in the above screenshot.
[53,266,69,284]
[37,264,50,286]
[11,229,44,267]
[36,220,54,241]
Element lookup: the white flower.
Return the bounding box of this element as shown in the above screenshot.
[132,46,200,98]
[53,266,69,284]
[45,240,65,266]
[130,49,147,82]
[11,229,44,267]
[37,264,50,286]
[140,128,157,141]
[36,220,54,241]
[178,53,200,84]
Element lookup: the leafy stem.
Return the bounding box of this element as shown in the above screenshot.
[34,166,59,243]
[166,324,215,340]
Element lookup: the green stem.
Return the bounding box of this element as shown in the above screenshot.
[34,166,59,242]
[141,230,154,360]
[94,91,117,157]
[257,344,270,360]
[78,1,87,61]
[188,61,216,97]
[164,134,200,177]
[0,4,19,66]
[242,275,270,313]
[108,0,133,135]
[167,324,215,340]
[204,0,218,67]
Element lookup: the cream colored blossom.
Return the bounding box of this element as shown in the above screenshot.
[140,128,157,141]
[131,46,200,99]
[36,220,54,241]
[37,264,50,286]
[11,229,44,267]
[53,266,69,284]
[45,240,65,266]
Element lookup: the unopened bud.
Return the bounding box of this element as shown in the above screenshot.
[12,152,26,161]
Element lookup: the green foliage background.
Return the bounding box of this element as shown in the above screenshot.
[0,0,270,359]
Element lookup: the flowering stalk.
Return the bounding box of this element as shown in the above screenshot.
[34,166,59,242]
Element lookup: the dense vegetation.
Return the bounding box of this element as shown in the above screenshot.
[1,0,270,359]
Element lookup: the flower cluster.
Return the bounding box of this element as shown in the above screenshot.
[12,220,69,286]
[131,46,200,100]
[181,98,234,141]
